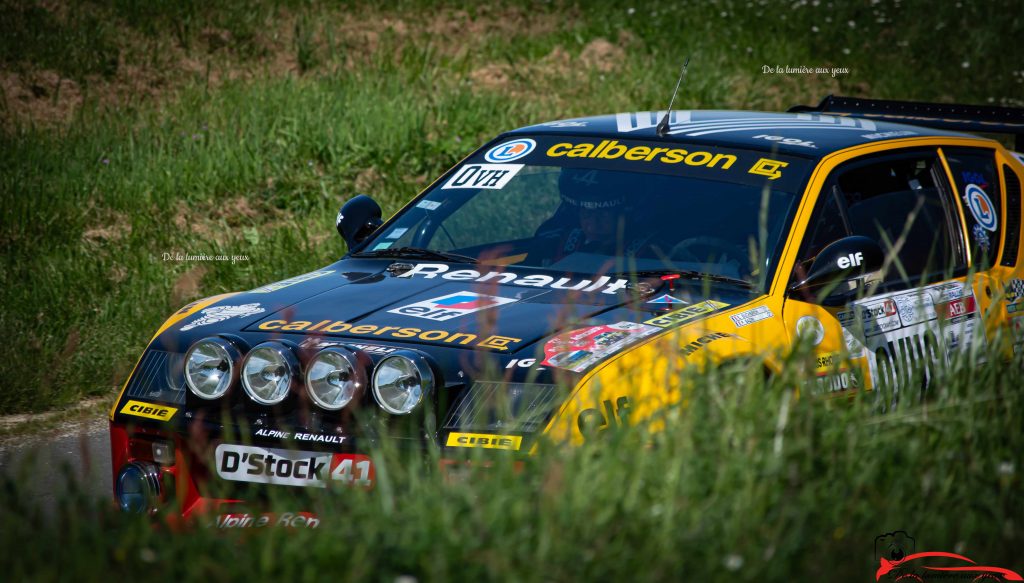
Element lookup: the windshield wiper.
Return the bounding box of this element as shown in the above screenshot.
[610,269,754,288]
[352,246,478,264]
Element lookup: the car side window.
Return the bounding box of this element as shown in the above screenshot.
[941,147,1002,267]
[794,150,965,293]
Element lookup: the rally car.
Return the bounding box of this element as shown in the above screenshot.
[110,96,1024,519]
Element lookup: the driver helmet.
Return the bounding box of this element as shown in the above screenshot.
[558,168,629,210]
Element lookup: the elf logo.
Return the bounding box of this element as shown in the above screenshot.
[388,291,517,321]
[837,251,864,269]
[576,396,630,437]
[215,444,373,488]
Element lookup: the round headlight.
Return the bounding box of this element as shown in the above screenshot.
[115,462,161,513]
[241,342,297,405]
[372,351,434,415]
[306,347,366,410]
[184,338,238,400]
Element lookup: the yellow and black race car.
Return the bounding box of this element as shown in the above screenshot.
[109,96,1024,522]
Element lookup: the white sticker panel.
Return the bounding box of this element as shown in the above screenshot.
[840,281,985,391]
[730,306,774,328]
[441,163,523,190]
[214,444,373,488]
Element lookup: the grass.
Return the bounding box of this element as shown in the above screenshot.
[1,346,1021,581]
[0,1,1022,415]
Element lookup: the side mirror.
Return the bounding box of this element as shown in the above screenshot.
[336,194,383,250]
[791,235,885,292]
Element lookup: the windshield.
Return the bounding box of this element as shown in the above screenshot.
[359,135,811,289]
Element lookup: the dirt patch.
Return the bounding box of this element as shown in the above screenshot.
[468,64,512,92]
[354,167,384,193]
[467,38,625,97]
[82,211,133,244]
[2,4,577,130]
[170,264,208,306]
[1,70,83,129]
[425,6,560,40]
[169,195,292,246]
[211,195,261,222]
[579,39,624,73]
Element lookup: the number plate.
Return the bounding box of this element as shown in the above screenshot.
[214,444,374,488]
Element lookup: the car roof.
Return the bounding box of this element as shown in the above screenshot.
[508,110,981,158]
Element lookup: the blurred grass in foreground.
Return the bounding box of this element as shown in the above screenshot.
[1,0,1022,413]
[1,346,1021,582]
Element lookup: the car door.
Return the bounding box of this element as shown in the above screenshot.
[782,147,980,404]
[940,146,1024,358]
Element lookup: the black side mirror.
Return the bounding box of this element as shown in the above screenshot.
[791,235,885,292]
[336,194,383,250]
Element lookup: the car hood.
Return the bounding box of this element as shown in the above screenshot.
[166,259,756,359]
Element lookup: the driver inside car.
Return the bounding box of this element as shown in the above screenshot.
[529,168,655,266]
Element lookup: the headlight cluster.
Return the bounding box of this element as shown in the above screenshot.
[183,338,432,415]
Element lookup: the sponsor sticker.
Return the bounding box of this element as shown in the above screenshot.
[647,294,688,305]
[388,291,517,321]
[541,121,588,127]
[1005,278,1024,313]
[861,130,916,140]
[964,184,997,231]
[253,428,346,445]
[577,396,631,437]
[445,432,522,450]
[1010,316,1024,354]
[679,332,732,357]
[416,200,442,210]
[395,263,630,295]
[752,134,817,149]
[730,305,773,327]
[748,158,788,180]
[796,316,825,346]
[484,139,536,163]
[543,321,660,372]
[180,303,266,332]
[120,400,178,421]
[215,511,320,529]
[442,163,523,190]
[215,444,374,488]
[258,319,521,350]
[644,300,730,328]
[939,295,977,324]
[840,298,900,337]
[546,140,738,170]
[301,338,398,356]
[250,270,334,293]
[893,291,936,327]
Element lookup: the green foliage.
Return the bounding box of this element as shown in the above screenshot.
[1,351,1021,581]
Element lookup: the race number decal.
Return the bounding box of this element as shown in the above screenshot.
[215,444,373,489]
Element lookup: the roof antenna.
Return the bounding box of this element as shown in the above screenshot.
[656,56,690,137]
